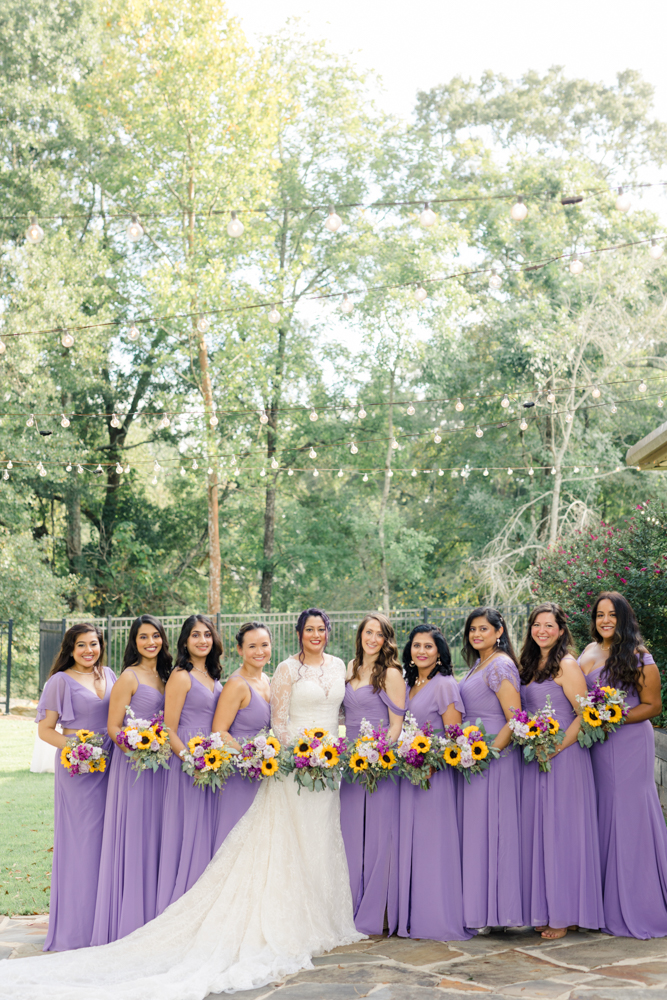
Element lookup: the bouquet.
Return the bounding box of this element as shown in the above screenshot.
[235,730,285,781]
[441,720,500,783]
[343,718,398,794]
[115,707,171,774]
[396,712,444,790]
[180,732,237,791]
[509,697,564,772]
[576,684,628,747]
[60,729,109,775]
[284,726,347,793]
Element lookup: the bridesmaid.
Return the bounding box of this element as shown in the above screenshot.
[91,615,172,944]
[36,624,115,951]
[397,624,470,941]
[211,621,272,853]
[458,607,523,933]
[579,591,667,938]
[155,616,223,914]
[519,602,603,939]
[340,614,407,935]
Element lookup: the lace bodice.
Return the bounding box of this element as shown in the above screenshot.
[270,655,346,743]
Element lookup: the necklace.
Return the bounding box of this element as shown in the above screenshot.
[414,675,429,687]
[192,665,209,676]
[474,650,497,673]
[69,668,96,676]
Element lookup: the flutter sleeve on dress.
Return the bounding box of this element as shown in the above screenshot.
[379,686,408,716]
[270,659,297,744]
[642,651,656,667]
[35,673,76,727]
[433,675,465,716]
[486,655,520,694]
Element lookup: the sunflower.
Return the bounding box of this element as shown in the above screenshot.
[379,750,396,769]
[411,735,431,754]
[444,746,462,766]
[527,721,541,737]
[600,685,618,697]
[305,727,327,741]
[350,754,369,772]
[547,717,560,735]
[187,735,204,753]
[60,747,72,768]
[320,746,339,767]
[75,729,94,743]
[471,740,489,760]
[463,725,479,737]
[582,706,602,728]
[266,736,281,753]
[151,725,166,745]
[97,757,107,773]
[606,703,623,724]
[204,749,222,770]
[261,757,279,776]
[294,738,311,756]
[137,730,154,750]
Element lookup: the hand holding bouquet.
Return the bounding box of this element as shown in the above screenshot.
[60,729,109,775]
[576,684,628,747]
[441,720,499,783]
[509,697,564,772]
[180,732,237,791]
[343,718,398,794]
[235,730,285,781]
[116,707,171,774]
[396,712,443,791]
[285,727,347,793]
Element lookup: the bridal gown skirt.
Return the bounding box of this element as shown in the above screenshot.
[1,775,364,1000]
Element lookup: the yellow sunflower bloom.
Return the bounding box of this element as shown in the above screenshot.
[60,747,72,768]
[305,727,327,741]
[583,706,602,728]
[204,749,222,770]
[411,735,431,753]
[600,686,617,697]
[462,725,479,737]
[261,758,279,776]
[266,736,281,753]
[136,730,154,750]
[319,746,339,767]
[350,754,369,772]
[527,721,541,737]
[444,746,461,766]
[97,757,107,773]
[294,738,311,756]
[471,740,489,760]
[607,704,623,724]
[151,725,166,745]
[379,750,396,769]
[187,735,204,753]
[547,717,560,735]
[75,729,94,743]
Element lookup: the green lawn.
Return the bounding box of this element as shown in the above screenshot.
[0,717,54,915]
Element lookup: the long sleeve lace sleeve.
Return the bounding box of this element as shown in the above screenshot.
[270,659,296,744]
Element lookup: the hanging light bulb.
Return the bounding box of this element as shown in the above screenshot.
[419,202,437,227]
[259,412,269,424]
[438,468,444,476]
[341,295,354,315]
[324,205,342,232]
[2,469,8,480]
[0,339,6,355]
[180,467,185,476]
[565,411,573,422]
[475,426,484,438]
[6,461,12,470]
[227,211,244,237]
[270,457,279,469]
[192,459,199,469]
[573,466,580,473]
[434,432,442,444]
[337,468,343,478]
[510,196,527,221]
[639,379,647,392]
[110,413,121,428]
[414,285,428,302]
[116,462,123,474]
[151,475,157,485]
[569,256,584,275]
[357,405,366,419]
[268,305,280,324]
[547,391,556,404]
[127,214,144,242]
[207,466,213,475]
[196,316,210,333]
[649,239,664,260]
[160,415,171,429]
[60,414,70,428]
[288,468,293,476]
[455,398,464,412]
[483,468,489,476]
[66,463,72,472]
[350,442,358,454]
[128,324,140,341]
[39,465,47,477]
[26,414,34,427]
[615,187,631,213]
[95,464,103,474]
[309,409,318,422]
[594,466,599,474]
[411,468,417,477]
[77,464,84,474]
[489,270,502,289]
[260,468,266,477]
[362,473,368,482]
[308,447,317,459]
[387,469,393,477]
[507,468,513,475]
[25,216,44,244]
[592,385,600,398]
[528,467,534,476]
[61,331,74,348]
[658,398,664,408]
[610,403,617,413]
[391,438,398,450]
[153,460,161,473]
[313,469,319,477]
[519,418,528,431]
[407,402,415,415]
[209,414,219,427]
[124,463,130,473]
[500,394,510,408]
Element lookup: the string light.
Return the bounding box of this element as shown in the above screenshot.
[209,415,219,427]
[362,473,368,481]
[411,468,417,477]
[592,386,600,398]
[434,432,442,443]
[116,462,123,473]
[61,331,74,348]
[565,411,573,422]
[0,339,6,355]
[510,197,527,221]
[407,402,415,415]
[26,414,34,427]
[546,391,556,404]
[388,469,393,477]
[159,415,171,429]
[610,403,617,413]
[551,467,557,475]
[309,409,318,422]
[528,467,534,476]
[519,418,528,431]
[192,459,199,470]
[128,324,140,341]
[270,457,279,469]
[6,461,12,470]
[639,379,647,392]
[324,206,342,233]
[501,394,510,408]
[259,412,269,424]
[341,295,354,315]
[153,460,161,472]
[207,466,213,475]
[573,466,579,473]
[414,285,428,302]
[268,305,280,324]
[151,475,157,484]
[2,470,8,480]
[110,413,121,428]
[227,211,244,238]
[313,469,319,477]
[337,468,343,477]
[569,256,584,275]
[357,405,366,419]
[350,442,358,454]
[180,466,185,476]
[438,468,444,476]
[615,187,631,213]
[483,468,489,476]
[127,215,144,242]
[419,202,437,227]
[25,217,44,244]
[475,426,483,438]
[288,468,293,476]
[391,438,399,450]
[95,464,103,473]
[659,398,664,408]
[260,468,266,477]
[649,240,664,260]
[308,447,317,459]
[455,398,464,412]
[60,414,70,428]
[507,468,513,475]
[196,316,210,333]
[65,463,72,472]
[489,270,502,289]
[77,464,84,474]
[124,464,130,473]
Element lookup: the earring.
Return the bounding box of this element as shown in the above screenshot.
[436,658,442,667]
[496,637,501,647]
[409,660,416,668]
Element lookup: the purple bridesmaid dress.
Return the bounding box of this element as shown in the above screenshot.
[520,678,604,930]
[397,673,471,941]
[584,653,667,937]
[340,680,407,935]
[458,655,523,930]
[91,678,165,944]
[36,668,116,951]
[212,682,271,853]
[155,674,223,914]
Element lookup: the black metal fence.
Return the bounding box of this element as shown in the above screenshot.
[38,607,532,687]
[0,619,14,713]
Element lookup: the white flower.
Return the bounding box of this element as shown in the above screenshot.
[254,735,267,749]
[263,745,276,759]
[359,718,374,739]
[460,750,474,768]
[151,740,159,752]
[366,749,379,764]
[193,745,205,757]
[92,747,103,759]
[79,762,90,773]
[456,735,468,747]
[357,743,370,757]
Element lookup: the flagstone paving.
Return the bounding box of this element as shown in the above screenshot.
[1,916,667,998]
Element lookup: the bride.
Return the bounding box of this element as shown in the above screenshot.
[3,608,364,1000]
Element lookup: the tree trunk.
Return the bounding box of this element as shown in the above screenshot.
[66,486,82,571]
[378,369,396,616]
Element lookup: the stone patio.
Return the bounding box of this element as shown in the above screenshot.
[2,916,667,999]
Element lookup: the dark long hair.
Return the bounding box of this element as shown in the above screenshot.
[462,606,519,668]
[402,624,452,688]
[175,615,222,680]
[591,591,646,692]
[49,623,105,680]
[295,608,331,664]
[236,621,272,647]
[122,615,172,684]
[519,602,573,685]
[349,614,402,692]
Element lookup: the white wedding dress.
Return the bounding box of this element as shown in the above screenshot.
[2,655,364,1000]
